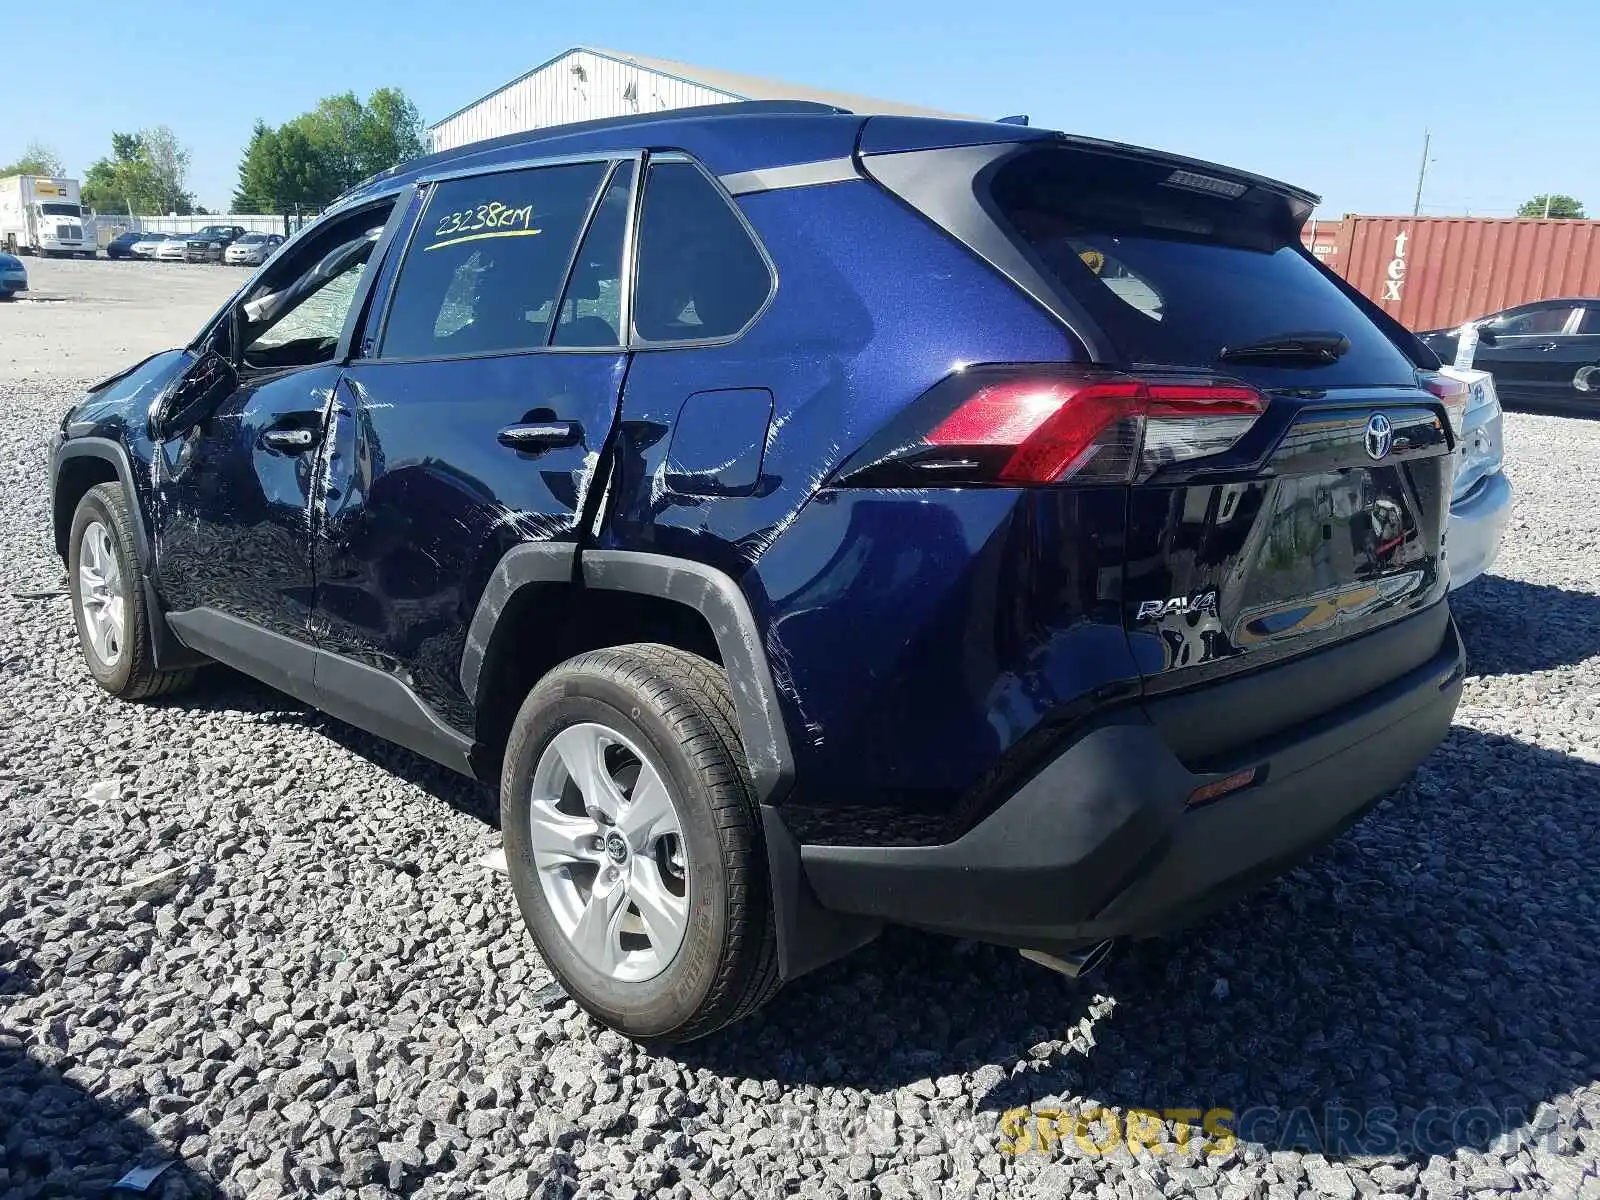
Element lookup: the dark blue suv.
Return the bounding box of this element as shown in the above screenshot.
[49,103,1468,1042]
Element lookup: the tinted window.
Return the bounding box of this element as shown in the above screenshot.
[988,146,1417,385]
[1580,306,1600,335]
[553,162,633,348]
[633,160,771,343]
[380,162,608,359]
[1487,306,1573,335]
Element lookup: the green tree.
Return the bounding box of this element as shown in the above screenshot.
[81,129,196,214]
[141,125,193,213]
[1518,194,1586,219]
[0,140,66,177]
[233,87,425,213]
[233,120,334,213]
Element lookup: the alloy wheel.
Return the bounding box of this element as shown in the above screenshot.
[527,722,691,982]
[77,520,127,667]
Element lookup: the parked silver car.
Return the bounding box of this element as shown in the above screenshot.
[223,232,284,267]
[1443,368,1512,590]
[129,233,173,260]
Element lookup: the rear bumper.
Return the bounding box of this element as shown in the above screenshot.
[797,608,1463,954]
[1447,470,1511,590]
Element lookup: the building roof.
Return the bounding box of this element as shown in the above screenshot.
[428,45,969,131]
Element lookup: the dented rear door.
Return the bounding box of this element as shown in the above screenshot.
[311,156,636,734]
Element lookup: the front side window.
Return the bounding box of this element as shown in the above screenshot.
[632,159,772,343]
[379,161,609,359]
[236,202,394,372]
[1486,306,1574,336]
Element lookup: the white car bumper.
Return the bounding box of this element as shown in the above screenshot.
[1447,469,1512,591]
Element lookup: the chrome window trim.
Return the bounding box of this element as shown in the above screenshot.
[414,149,638,186]
[718,156,861,196]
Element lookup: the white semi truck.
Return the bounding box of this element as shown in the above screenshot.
[0,176,96,257]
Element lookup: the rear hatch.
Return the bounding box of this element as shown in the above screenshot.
[864,134,1461,694]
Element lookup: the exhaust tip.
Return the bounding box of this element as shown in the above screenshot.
[1019,939,1117,980]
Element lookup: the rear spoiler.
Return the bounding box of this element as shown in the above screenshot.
[858,117,1320,215]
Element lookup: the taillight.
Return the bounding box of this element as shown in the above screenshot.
[1417,369,1469,443]
[835,366,1268,487]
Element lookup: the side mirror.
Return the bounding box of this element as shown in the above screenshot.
[1472,324,1498,345]
[152,349,237,440]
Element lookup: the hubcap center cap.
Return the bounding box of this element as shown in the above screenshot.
[604,831,629,863]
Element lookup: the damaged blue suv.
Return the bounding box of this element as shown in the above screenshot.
[50,103,1467,1042]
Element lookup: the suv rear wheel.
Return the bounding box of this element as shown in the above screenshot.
[500,644,779,1043]
[67,483,197,699]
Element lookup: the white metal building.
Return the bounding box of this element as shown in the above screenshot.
[427,46,964,153]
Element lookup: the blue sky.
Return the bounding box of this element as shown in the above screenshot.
[5,0,1593,220]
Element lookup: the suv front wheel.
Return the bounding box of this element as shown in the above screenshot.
[67,483,197,699]
[501,644,780,1043]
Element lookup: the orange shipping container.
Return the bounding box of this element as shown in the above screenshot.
[1322,215,1600,332]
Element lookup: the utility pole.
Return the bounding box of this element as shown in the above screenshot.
[1543,194,1552,219]
[1412,130,1431,216]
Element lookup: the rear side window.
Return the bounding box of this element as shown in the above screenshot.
[552,162,633,348]
[989,147,1417,385]
[633,160,772,343]
[379,161,608,359]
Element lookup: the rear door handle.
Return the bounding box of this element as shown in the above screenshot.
[261,427,319,453]
[1537,342,1561,351]
[497,421,582,451]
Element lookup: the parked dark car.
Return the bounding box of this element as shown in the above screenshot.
[48,103,1468,1043]
[1418,297,1600,411]
[182,224,248,263]
[105,231,149,261]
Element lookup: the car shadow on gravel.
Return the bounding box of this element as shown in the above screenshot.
[681,727,1600,1165]
[1451,574,1600,675]
[156,667,499,829]
[0,948,214,1198]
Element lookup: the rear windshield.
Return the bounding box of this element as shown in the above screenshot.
[989,147,1416,386]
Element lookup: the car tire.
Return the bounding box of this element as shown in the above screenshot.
[67,483,198,700]
[501,643,780,1044]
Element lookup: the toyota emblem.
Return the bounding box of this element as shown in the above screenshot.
[1364,413,1393,461]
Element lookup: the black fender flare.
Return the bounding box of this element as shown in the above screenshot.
[52,436,152,565]
[457,542,578,709]
[580,550,794,805]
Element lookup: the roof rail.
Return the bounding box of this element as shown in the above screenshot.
[347,99,856,199]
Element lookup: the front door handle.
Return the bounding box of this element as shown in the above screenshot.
[1536,342,1561,352]
[261,427,319,453]
[497,421,582,451]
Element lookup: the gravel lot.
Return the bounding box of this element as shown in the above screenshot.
[2,261,1598,1200]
